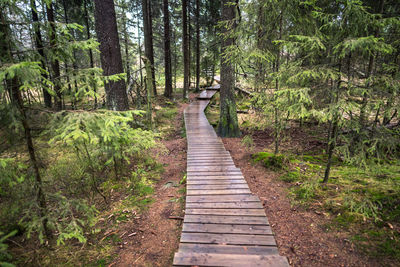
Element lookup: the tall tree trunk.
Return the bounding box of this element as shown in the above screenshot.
[46,1,62,110]
[31,0,52,108]
[62,0,78,110]
[122,9,131,87]
[323,77,340,183]
[217,0,240,137]
[93,0,129,111]
[182,0,189,99]
[137,12,143,90]
[274,11,283,155]
[143,57,153,129]
[359,0,384,128]
[188,1,192,88]
[163,0,173,98]
[0,6,50,239]
[83,0,97,108]
[141,0,157,96]
[195,0,200,92]
[255,3,265,92]
[173,29,177,91]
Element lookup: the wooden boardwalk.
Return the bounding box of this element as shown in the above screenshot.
[173,90,289,266]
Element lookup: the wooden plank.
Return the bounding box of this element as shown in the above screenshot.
[180,232,276,246]
[173,253,289,267]
[185,208,265,216]
[187,189,251,195]
[182,223,272,235]
[187,184,248,190]
[187,180,246,185]
[187,159,233,162]
[187,167,240,172]
[178,243,279,256]
[187,175,244,179]
[186,201,262,209]
[186,194,259,203]
[187,163,236,167]
[184,215,268,225]
[187,170,242,174]
[173,92,289,267]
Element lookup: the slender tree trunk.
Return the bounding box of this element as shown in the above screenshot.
[323,78,340,183]
[141,0,157,96]
[122,9,131,87]
[62,0,79,110]
[31,0,52,108]
[195,0,201,92]
[46,1,62,110]
[94,0,129,111]
[137,13,143,90]
[143,57,153,129]
[182,0,189,99]
[359,0,384,128]
[274,11,283,154]
[173,29,177,92]
[163,0,173,98]
[255,3,265,92]
[0,6,50,239]
[188,1,192,88]
[323,58,342,183]
[83,0,97,108]
[217,0,240,137]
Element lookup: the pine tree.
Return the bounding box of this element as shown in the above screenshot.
[93,0,129,111]
[218,0,240,137]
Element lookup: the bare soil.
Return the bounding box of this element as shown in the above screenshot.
[222,133,385,267]
[111,95,193,267]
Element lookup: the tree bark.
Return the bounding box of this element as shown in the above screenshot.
[182,0,189,99]
[0,5,50,239]
[46,1,62,110]
[217,0,240,137]
[31,0,52,108]
[141,0,157,96]
[195,0,201,92]
[94,0,129,111]
[122,8,131,87]
[83,0,98,108]
[274,11,283,155]
[163,0,173,98]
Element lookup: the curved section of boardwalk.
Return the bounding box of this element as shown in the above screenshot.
[173,90,289,267]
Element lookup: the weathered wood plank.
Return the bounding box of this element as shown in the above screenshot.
[173,90,288,267]
[187,184,248,190]
[185,202,263,209]
[173,253,289,267]
[186,194,259,203]
[187,180,246,185]
[180,232,276,246]
[187,189,251,195]
[178,243,279,255]
[184,215,268,225]
[187,175,244,179]
[185,208,265,216]
[182,223,272,235]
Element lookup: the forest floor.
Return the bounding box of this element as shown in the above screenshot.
[112,91,399,267]
[223,135,383,267]
[110,94,195,267]
[5,91,398,266]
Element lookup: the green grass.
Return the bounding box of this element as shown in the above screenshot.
[255,149,400,260]
[252,151,288,170]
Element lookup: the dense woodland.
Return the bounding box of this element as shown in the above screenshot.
[0,0,399,266]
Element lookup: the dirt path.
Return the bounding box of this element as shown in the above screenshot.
[111,98,191,267]
[222,137,383,267]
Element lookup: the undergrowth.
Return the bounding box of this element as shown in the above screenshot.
[253,149,400,260]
